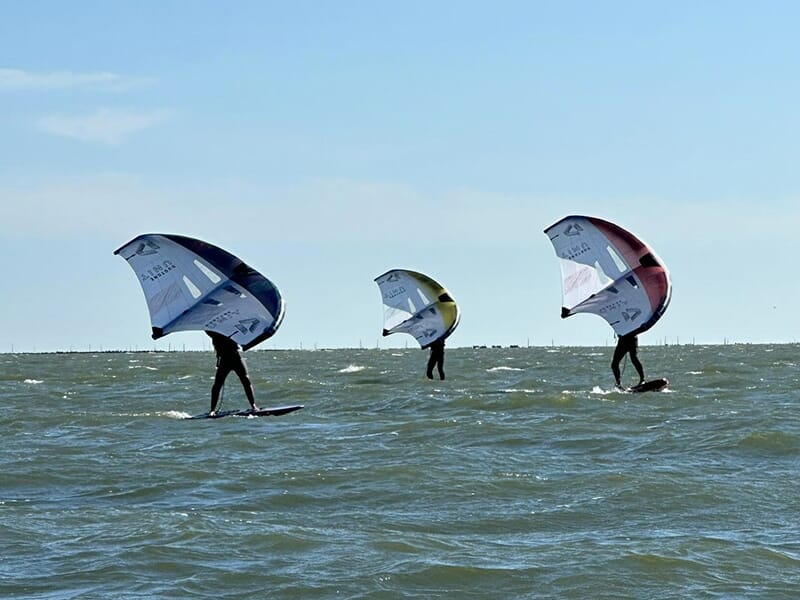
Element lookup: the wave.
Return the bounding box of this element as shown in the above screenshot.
[737,431,800,455]
[338,365,366,374]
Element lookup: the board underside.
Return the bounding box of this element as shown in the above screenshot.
[187,404,304,420]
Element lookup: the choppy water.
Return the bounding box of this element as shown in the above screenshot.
[2,345,800,599]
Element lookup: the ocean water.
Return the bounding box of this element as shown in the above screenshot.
[2,344,800,599]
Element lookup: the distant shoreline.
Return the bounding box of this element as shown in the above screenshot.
[2,342,798,355]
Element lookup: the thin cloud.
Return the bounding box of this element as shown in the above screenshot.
[0,67,154,91]
[35,107,171,145]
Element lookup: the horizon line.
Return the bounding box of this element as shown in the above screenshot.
[3,340,798,355]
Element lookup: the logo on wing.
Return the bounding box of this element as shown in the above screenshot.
[621,308,642,322]
[564,223,584,237]
[235,318,260,334]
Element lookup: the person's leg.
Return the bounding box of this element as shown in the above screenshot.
[426,350,436,379]
[437,351,445,380]
[232,358,257,410]
[629,341,645,383]
[210,362,232,413]
[611,343,626,386]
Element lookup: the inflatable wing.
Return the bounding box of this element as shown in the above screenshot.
[114,234,284,350]
[374,269,460,348]
[544,216,671,336]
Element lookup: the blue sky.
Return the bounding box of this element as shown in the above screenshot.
[2,1,799,352]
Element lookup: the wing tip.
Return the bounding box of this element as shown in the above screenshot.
[561,307,571,319]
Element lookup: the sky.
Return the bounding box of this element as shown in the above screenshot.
[2,1,799,352]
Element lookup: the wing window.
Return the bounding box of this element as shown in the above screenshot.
[183,276,202,299]
[606,246,627,273]
[194,260,221,283]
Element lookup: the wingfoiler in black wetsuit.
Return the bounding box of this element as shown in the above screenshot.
[207,331,258,414]
[611,333,644,388]
[426,338,446,380]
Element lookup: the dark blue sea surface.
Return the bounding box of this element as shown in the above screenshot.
[2,345,800,598]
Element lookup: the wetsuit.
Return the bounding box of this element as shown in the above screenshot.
[426,338,446,380]
[611,333,644,388]
[207,331,257,413]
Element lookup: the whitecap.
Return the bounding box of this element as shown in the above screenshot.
[486,366,524,372]
[338,365,366,373]
[162,410,192,419]
[24,379,43,384]
[591,386,615,395]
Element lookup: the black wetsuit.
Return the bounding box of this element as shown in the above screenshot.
[207,331,257,412]
[611,333,644,387]
[426,338,446,380]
